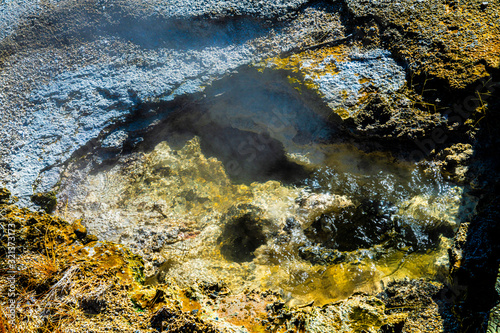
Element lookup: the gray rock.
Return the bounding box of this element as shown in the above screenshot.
[0,0,411,206]
[0,0,65,41]
[0,0,308,43]
[0,1,349,203]
[313,48,406,115]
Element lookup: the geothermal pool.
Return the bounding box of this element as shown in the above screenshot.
[56,67,477,307]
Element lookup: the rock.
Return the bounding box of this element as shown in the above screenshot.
[0,195,153,331]
[350,94,440,140]
[0,187,11,204]
[456,191,500,330]
[489,306,500,333]
[71,219,88,238]
[79,293,107,315]
[130,287,167,310]
[0,0,347,203]
[304,294,391,333]
[259,45,444,140]
[487,267,500,333]
[299,191,466,266]
[31,191,57,213]
[397,190,466,230]
[497,268,500,302]
[0,201,76,256]
[304,199,397,252]
[432,143,474,183]
[1,0,495,204]
[1,0,498,329]
[0,192,467,332]
[346,0,500,89]
[71,219,98,245]
[262,279,453,332]
[150,306,219,333]
[378,279,446,333]
[448,222,469,274]
[298,245,346,265]
[263,47,406,113]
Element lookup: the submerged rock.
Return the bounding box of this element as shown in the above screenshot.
[298,245,346,265]
[297,192,354,226]
[262,279,453,333]
[304,199,397,252]
[50,129,469,307]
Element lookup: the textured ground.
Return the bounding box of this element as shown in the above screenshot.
[3,0,499,203]
[1,0,500,332]
[0,0,346,203]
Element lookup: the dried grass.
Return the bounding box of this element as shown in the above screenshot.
[0,308,13,333]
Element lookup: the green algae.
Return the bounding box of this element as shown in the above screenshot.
[31,191,57,213]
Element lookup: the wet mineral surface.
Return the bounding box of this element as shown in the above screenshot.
[54,78,477,309]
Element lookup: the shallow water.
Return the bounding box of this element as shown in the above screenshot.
[57,68,477,307]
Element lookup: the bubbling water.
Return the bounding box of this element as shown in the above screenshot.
[57,69,477,306]
[58,135,476,306]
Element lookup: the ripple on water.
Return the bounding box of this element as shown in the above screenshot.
[57,134,477,306]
